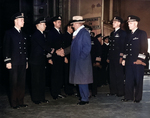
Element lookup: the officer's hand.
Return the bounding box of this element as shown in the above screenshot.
[6,63,12,69]
[64,57,68,63]
[134,60,146,66]
[119,58,123,64]
[56,48,64,57]
[48,59,53,65]
[93,62,102,68]
[106,59,109,63]
[26,62,28,69]
[122,60,125,66]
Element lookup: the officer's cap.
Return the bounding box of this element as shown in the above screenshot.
[127,15,140,22]
[34,17,46,25]
[95,34,102,39]
[103,36,109,41]
[113,16,123,24]
[52,15,62,22]
[11,12,24,20]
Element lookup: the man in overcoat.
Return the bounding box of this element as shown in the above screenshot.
[122,15,148,103]
[3,12,28,109]
[69,16,93,105]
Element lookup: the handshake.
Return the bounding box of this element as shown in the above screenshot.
[56,48,65,57]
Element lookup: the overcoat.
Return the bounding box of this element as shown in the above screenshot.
[69,28,93,84]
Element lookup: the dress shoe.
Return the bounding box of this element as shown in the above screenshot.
[121,98,133,102]
[12,106,20,109]
[33,101,41,104]
[74,93,80,97]
[116,94,124,97]
[58,94,66,98]
[53,97,58,100]
[106,93,116,96]
[92,95,96,97]
[77,101,89,105]
[41,100,49,103]
[19,104,28,108]
[134,100,140,103]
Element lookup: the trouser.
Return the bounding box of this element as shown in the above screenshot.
[89,66,99,95]
[50,56,64,98]
[101,63,109,85]
[109,59,124,95]
[63,63,74,95]
[125,64,144,101]
[9,65,26,107]
[79,84,89,102]
[30,64,45,102]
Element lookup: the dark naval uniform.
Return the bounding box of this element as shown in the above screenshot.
[101,37,110,85]
[47,27,64,99]
[3,27,28,107]
[62,31,74,95]
[90,36,102,96]
[123,28,148,102]
[30,28,52,103]
[108,28,126,96]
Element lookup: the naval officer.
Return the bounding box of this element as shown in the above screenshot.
[3,12,28,109]
[30,17,54,104]
[47,16,66,100]
[107,16,126,97]
[122,15,148,103]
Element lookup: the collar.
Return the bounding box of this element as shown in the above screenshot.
[73,25,85,36]
[37,29,43,34]
[104,42,109,45]
[67,31,71,34]
[132,28,138,34]
[115,27,120,32]
[54,27,60,33]
[14,26,21,33]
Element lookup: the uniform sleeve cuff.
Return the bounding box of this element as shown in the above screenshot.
[138,53,146,60]
[46,53,52,59]
[4,58,11,62]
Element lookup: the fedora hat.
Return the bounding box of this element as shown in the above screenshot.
[71,16,85,24]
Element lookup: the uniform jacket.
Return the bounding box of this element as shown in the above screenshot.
[69,28,93,84]
[3,27,28,65]
[123,29,148,65]
[90,36,102,64]
[101,42,109,66]
[29,29,52,65]
[62,32,72,60]
[47,28,64,62]
[108,29,126,60]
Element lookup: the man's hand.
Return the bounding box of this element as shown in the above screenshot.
[93,62,102,68]
[6,63,12,69]
[134,60,146,66]
[106,59,110,63]
[119,58,123,64]
[64,57,68,64]
[56,48,64,57]
[26,62,28,69]
[122,60,125,66]
[48,59,53,65]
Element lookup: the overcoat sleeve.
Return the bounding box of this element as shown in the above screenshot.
[80,31,91,59]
